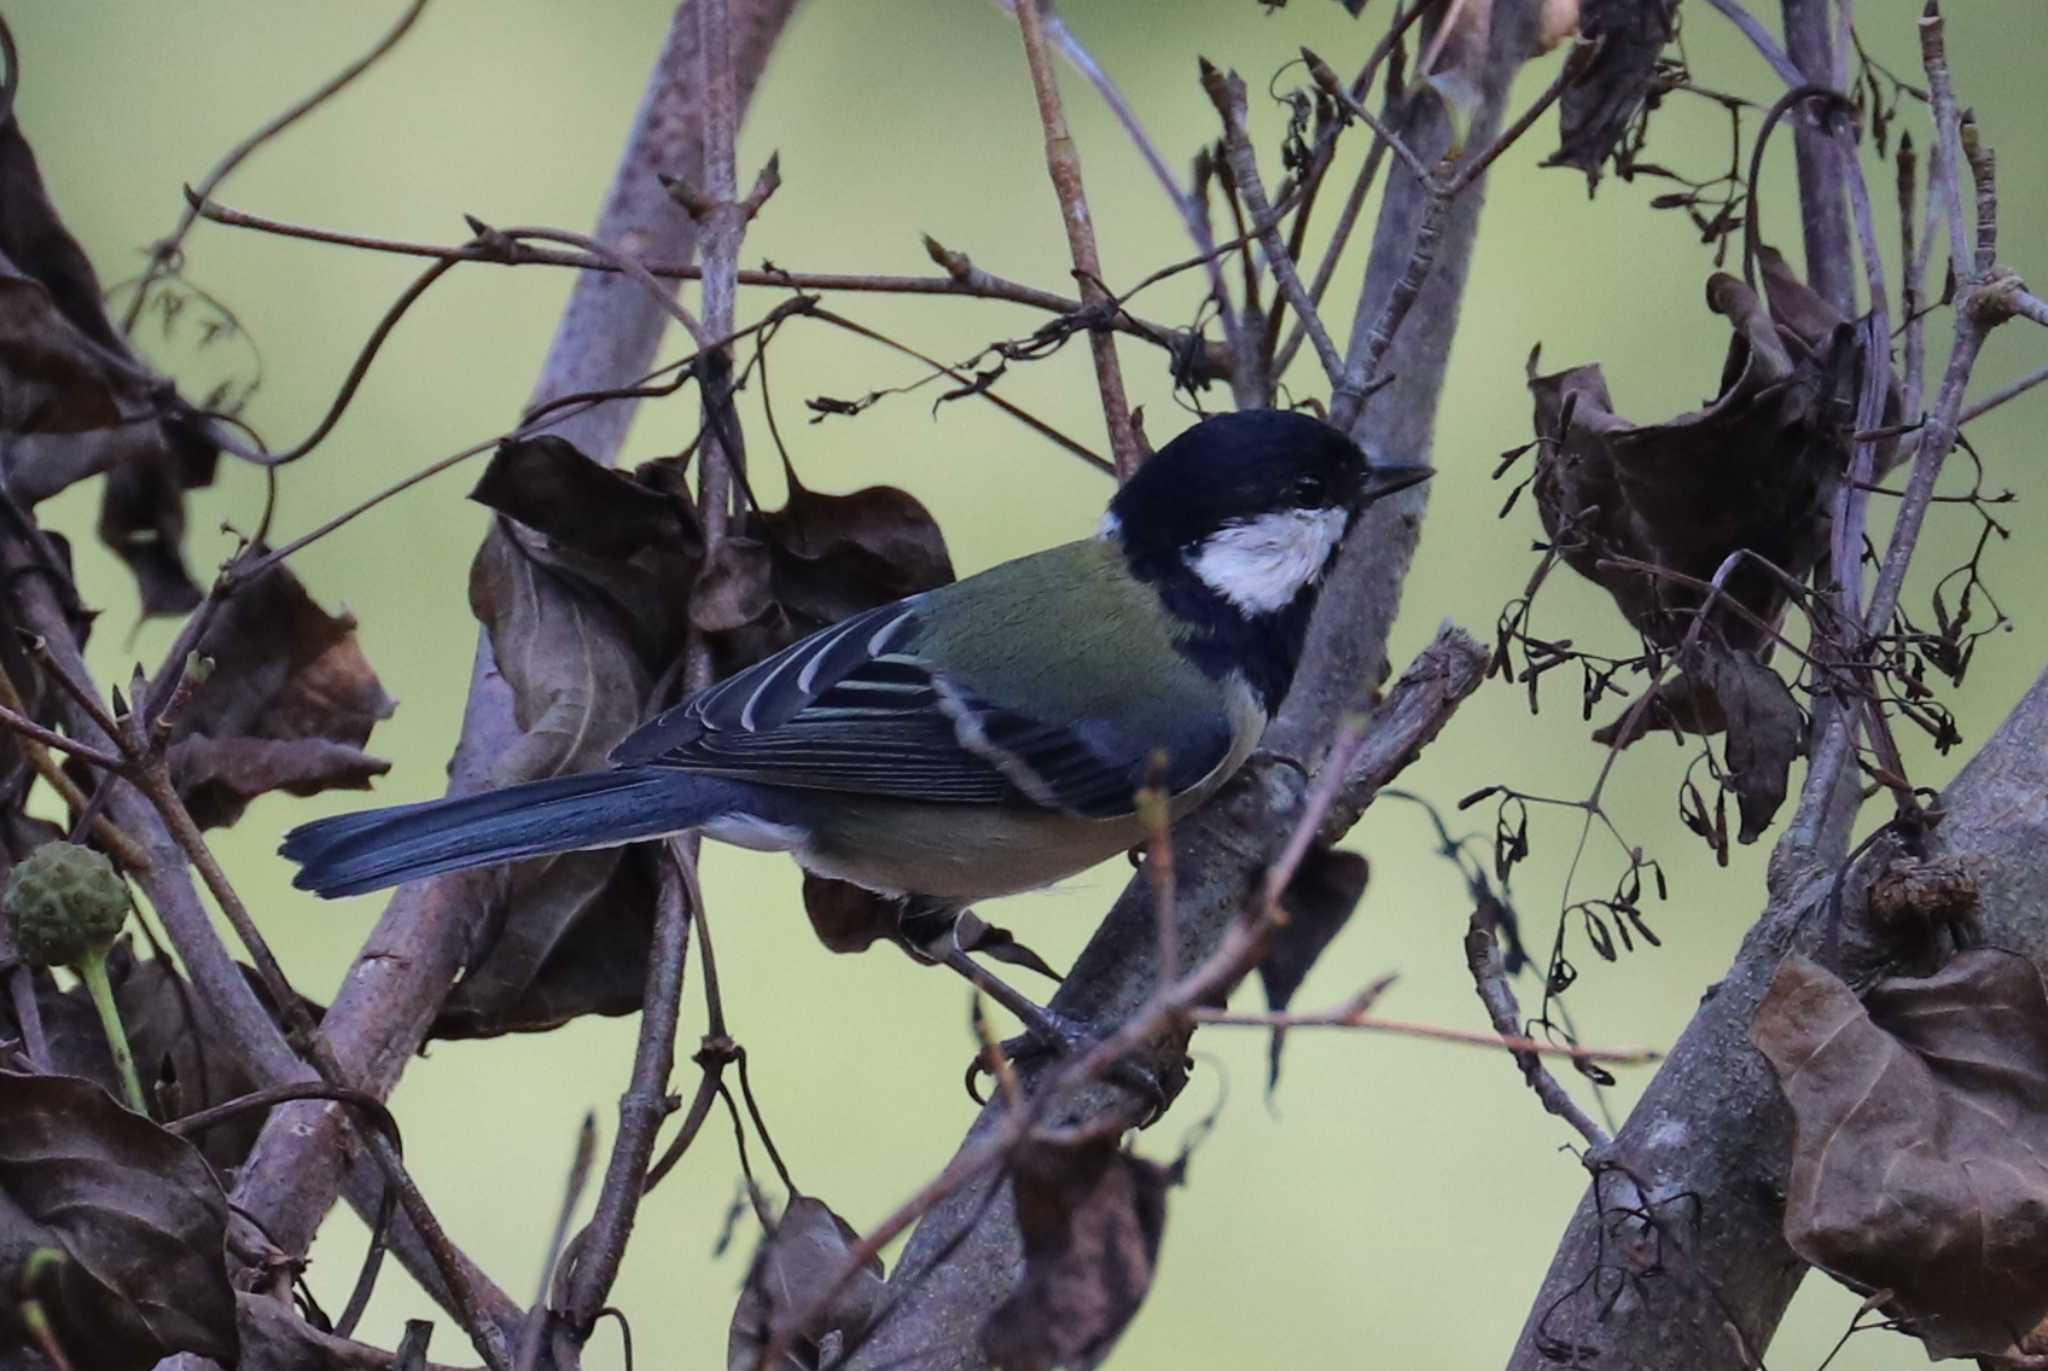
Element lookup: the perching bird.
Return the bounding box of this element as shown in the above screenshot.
[283,410,1428,1029]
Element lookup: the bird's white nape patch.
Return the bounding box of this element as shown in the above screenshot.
[1189,506,1348,614]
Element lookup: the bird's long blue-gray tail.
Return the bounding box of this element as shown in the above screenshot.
[282,767,748,898]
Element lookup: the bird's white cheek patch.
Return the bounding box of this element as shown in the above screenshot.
[1189,507,1347,613]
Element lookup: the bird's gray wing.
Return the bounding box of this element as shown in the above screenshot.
[610,599,1229,816]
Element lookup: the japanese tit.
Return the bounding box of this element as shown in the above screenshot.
[282,410,1431,912]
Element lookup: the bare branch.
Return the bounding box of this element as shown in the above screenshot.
[1506,662,2048,1370]
[553,848,694,1344]
[191,197,1193,357]
[1200,62,1343,386]
[215,0,800,1311]
[118,0,430,333]
[1012,0,1142,477]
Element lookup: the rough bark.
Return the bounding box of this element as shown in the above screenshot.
[1504,664,2048,1370]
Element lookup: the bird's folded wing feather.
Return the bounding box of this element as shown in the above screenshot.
[610,598,1228,817]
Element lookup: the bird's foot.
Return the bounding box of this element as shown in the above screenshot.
[921,915,1172,1119]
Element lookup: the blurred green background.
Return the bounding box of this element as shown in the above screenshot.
[13,2,2047,1366]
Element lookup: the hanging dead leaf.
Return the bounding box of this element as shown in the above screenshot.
[171,736,390,831]
[0,1070,238,1369]
[471,435,700,562]
[1257,846,1370,1093]
[435,523,658,1037]
[1703,647,1803,841]
[727,1195,887,1371]
[981,1133,1175,1371]
[470,436,704,662]
[163,562,394,828]
[1527,258,1883,840]
[699,456,955,677]
[0,117,220,612]
[1548,0,1677,182]
[1753,952,2048,1359]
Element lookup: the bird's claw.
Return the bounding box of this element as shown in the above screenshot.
[962,1014,1171,1123]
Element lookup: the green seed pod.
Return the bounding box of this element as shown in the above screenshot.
[4,842,129,969]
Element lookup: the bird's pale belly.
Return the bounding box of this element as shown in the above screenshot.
[797,801,1150,903]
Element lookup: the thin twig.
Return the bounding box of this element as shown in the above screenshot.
[117,0,430,333]
[1465,911,1612,1148]
[806,307,1112,474]
[515,1112,597,1371]
[1701,0,1805,86]
[1201,62,1343,386]
[0,701,124,772]
[557,844,695,1337]
[0,662,150,867]
[192,196,1190,356]
[1020,1,1240,354]
[1190,1006,1658,1065]
[1013,0,1142,478]
[1960,359,2048,423]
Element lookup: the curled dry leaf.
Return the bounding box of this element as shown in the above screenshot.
[1530,253,1886,838]
[1752,951,2048,1359]
[167,562,395,829]
[0,117,219,614]
[981,1133,1176,1371]
[0,1070,237,1370]
[727,1195,887,1371]
[1547,0,1677,181]
[1257,845,1370,1093]
[438,521,658,1037]
[694,452,956,680]
[441,437,705,1036]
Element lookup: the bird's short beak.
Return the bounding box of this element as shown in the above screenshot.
[1358,459,1435,504]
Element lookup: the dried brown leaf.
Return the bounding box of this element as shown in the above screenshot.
[169,563,394,827]
[0,119,220,611]
[1529,265,1853,654]
[169,736,390,831]
[437,523,656,1036]
[981,1134,1174,1371]
[0,1070,237,1369]
[728,1195,887,1371]
[1258,846,1370,1092]
[1703,647,1802,841]
[1549,0,1678,181]
[1753,952,2048,1358]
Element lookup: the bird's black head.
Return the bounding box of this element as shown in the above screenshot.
[1103,409,1431,711]
[1105,409,1429,614]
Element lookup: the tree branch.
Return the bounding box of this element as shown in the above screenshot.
[1013,0,1142,477]
[1504,661,2048,1370]
[1507,20,2022,1358]
[213,0,799,1302]
[1780,0,1855,314]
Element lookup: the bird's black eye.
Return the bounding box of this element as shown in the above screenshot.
[1292,474,1330,505]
